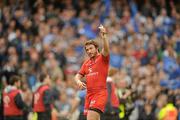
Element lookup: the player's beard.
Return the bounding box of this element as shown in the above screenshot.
[89,51,98,59]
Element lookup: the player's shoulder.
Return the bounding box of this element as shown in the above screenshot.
[82,59,91,66]
[99,53,109,60]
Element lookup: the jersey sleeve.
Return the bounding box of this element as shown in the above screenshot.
[101,54,110,63]
[78,62,86,76]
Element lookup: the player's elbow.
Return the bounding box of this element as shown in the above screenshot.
[75,74,83,80]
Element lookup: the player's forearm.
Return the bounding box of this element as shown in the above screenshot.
[75,74,83,83]
[101,33,110,56]
[99,25,110,56]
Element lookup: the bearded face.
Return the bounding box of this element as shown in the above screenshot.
[85,44,98,58]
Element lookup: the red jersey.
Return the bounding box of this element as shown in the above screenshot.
[33,85,50,112]
[3,89,23,116]
[109,82,119,108]
[79,54,110,92]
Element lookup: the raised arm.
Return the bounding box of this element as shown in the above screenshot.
[99,24,110,57]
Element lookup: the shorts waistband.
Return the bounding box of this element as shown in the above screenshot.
[87,87,107,93]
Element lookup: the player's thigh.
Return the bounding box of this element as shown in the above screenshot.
[87,110,100,120]
[90,91,108,112]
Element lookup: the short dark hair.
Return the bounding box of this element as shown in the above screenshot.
[9,75,20,85]
[84,40,99,50]
[39,73,47,82]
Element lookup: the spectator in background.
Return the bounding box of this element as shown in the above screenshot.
[102,67,120,120]
[115,71,132,120]
[32,74,53,120]
[54,91,71,120]
[157,94,178,120]
[110,43,124,69]
[3,75,28,120]
[77,89,87,120]
[175,95,180,120]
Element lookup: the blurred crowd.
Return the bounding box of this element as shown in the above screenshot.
[0,0,180,120]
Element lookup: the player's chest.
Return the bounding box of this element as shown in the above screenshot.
[85,59,101,74]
